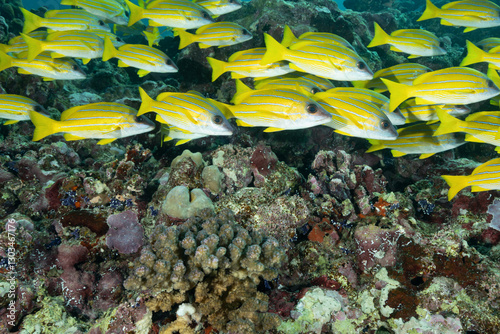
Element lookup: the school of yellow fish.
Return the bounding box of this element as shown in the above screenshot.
[1,0,500,200]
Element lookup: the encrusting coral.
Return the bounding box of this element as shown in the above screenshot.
[123,209,285,333]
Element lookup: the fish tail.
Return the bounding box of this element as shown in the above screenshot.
[231,79,253,104]
[0,50,13,72]
[173,28,197,50]
[125,0,144,27]
[487,67,500,90]
[367,22,390,48]
[417,0,441,21]
[441,175,468,200]
[20,33,44,62]
[206,57,227,81]
[461,41,486,67]
[433,109,462,136]
[137,87,154,116]
[29,110,58,141]
[365,139,384,153]
[20,8,43,34]
[102,36,118,61]
[260,33,288,65]
[281,25,296,47]
[380,78,412,112]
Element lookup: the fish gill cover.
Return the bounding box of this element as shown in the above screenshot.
[0,0,500,333]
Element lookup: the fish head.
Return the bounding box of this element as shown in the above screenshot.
[387,107,406,126]
[124,115,156,136]
[295,97,332,127]
[363,117,398,140]
[207,112,234,135]
[162,57,178,73]
[343,59,374,81]
[64,61,87,79]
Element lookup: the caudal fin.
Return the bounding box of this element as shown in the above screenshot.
[281,25,297,47]
[137,87,154,116]
[260,33,288,65]
[124,0,144,27]
[460,40,486,67]
[206,57,227,82]
[417,0,441,22]
[367,22,390,48]
[20,8,43,34]
[173,28,197,50]
[102,36,118,61]
[441,174,469,200]
[433,109,463,136]
[29,110,58,141]
[380,78,412,112]
[0,50,13,72]
[20,33,45,62]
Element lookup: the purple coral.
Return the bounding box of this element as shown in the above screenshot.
[105,211,144,254]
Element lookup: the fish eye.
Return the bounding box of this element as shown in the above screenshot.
[71,65,78,70]
[357,61,366,70]
[117,37,123,42]
[488,79,495,87]
[380,120,390,129]
[306,104,318,113]
[98,20,105,26]
[165,59,173,65]
[213,115,223,124]
[439,41,445,48]
[34,105,42,112]
[134,116,139,122]
[311,87,321,94]
[242,29,250,35]
[202,12,211,19]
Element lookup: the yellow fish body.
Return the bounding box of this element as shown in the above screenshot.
[0,94,47,125]
[125,0,214,29]
[173,22,252,49]
[29,102,155,144]
[137,88,234,136]
[353,63,431,92]
[255,72,335,91]
[21,8,111,34]
[461,40,500,69]
[442,157,500,200]
[368,22,446,58]
[260,33,373,81]
[366,123,465,159]
[161,124,209,145]
[226,80,332,132]
[434,109,500,146]
[399,99,470,123]
[207,47,294,81]
[281,25,354,50]
[313,91,398,140]
[21,30,104,64]
[0,31,47,56]
[382,67,500,112]
[102,37,178,77]
[0,51,86,81]
[194,0,242,16]
[477,37,500,51]
[418,0,500,32]
[60,0,130,25]
[325,87,406,125]
[254,75,333,95]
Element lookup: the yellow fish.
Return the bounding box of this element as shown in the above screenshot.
[260,33,373,81]
[325,87,406,125]
[368,22,446,58]
[137,88,234,136]
[477,37,500,51]
[194,0,242,16]
[0,51,86,81]
[60,0,130,25]
[225,80,332,132]
[366,123,465,159]
[161,124,208,145]
[21,8,110,34]
[313,91,398,140]
[399,99,470,123]
[442,158,500,200]
[280,25,354,50]
[418,0,500,32]
[353,63,431,92]
[21,30,104,64]
[29,102,155,144]
[207,47,294,81]
[434,109,500,148]
[382,67,500,112]
[0,31,47,56]
[255,72,335,91]
[125,0,214,29]
[102,37,178,77]
[173,22,252,49]
[461,40,500,69]
[0,94,47,125]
